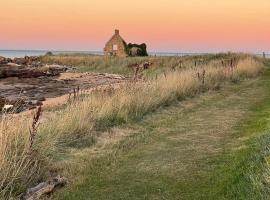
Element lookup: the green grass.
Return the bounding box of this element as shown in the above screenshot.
[52,60,270,199]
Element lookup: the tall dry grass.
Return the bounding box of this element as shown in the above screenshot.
[41,52,253,76]
[0,55,263,199]
[0,116,38,198]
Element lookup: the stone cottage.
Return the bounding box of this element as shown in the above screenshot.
[104,30,128,57]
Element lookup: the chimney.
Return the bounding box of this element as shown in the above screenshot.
[115,29,119,35]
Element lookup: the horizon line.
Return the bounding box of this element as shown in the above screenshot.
[0,49,268,55]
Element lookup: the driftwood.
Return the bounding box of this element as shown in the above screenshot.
[20,176,67,200]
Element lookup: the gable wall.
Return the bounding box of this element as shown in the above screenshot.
[104,35,127,57]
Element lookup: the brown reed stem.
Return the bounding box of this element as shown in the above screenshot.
[28,106,42,153]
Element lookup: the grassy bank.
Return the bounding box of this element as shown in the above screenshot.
[0,55,265,199]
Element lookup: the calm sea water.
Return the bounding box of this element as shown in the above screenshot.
[0,50,269,58]
[0,50,103,58]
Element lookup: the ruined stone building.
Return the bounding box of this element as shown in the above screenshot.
[104,30,128,57]
[104,29,148,57]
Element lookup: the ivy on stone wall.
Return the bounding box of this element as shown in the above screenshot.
[126,43,148,57]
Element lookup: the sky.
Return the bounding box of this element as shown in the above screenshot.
[0,0,269,53]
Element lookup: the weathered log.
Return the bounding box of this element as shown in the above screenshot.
[20,176,67,200]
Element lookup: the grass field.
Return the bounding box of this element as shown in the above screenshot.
[53,59,270,200]
[0,54,268,199]
[41,53,252,77]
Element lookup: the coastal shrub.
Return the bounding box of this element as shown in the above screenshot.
[127,43,148,56]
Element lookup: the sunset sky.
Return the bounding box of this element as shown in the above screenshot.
[0,0,269,52]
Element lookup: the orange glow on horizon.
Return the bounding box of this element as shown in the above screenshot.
[0,0,269,52]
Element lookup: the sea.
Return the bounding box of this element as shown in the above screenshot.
[0,49,269,59]
[0,50,103,58]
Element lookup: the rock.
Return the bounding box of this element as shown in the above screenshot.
[0,96,6,109]
[45,51,53,56]
[2,104,14,112]
[0,56,12,65]
[30,100,38,105]
[0,65,65,79]
[13,57,28,65]
[29,100,43,106]
[20,175,67,200]
[0,70,4,78]
[7,62,21,67]
[0,56,6,64]
[37,76,46,79]
[1,56,41,67]
[37,96,46,101]
[29,56,40,61]
[25,56,41,66]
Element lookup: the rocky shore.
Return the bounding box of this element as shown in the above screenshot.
[0,56,127,113]
[0,56,69,78]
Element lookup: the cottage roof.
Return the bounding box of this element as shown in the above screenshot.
[106,30,126,45]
